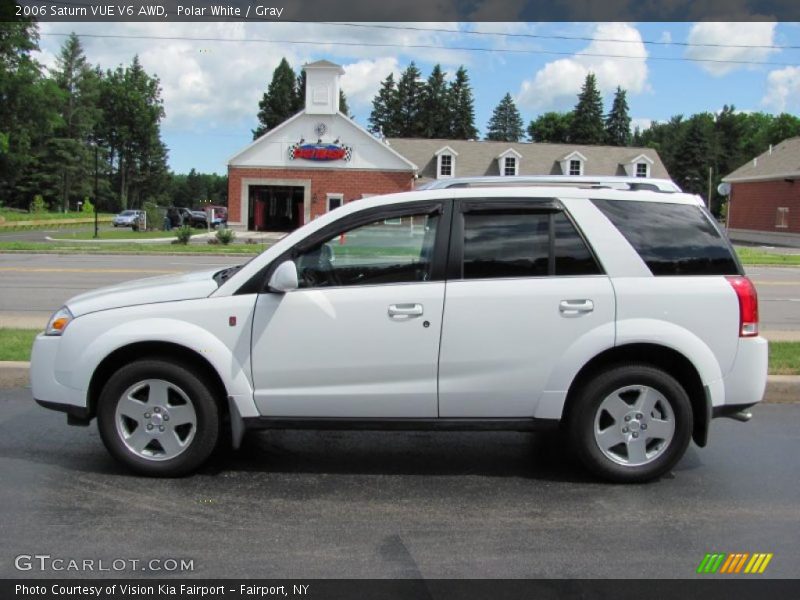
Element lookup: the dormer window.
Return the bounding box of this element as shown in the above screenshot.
[497,148,522,177]
[435,146,458,179]
[559,150,587,177]
[440,154,453,177]
[624,154,654,178]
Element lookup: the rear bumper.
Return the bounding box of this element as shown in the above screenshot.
[720,336,768,409]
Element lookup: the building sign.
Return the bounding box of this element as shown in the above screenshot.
[289,142,352,162]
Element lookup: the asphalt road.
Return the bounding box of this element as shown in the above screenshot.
[0,253,240,328]
[0,387,798,578]
[0,253,798,334]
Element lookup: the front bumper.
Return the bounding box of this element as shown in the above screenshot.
[30,334,89,424]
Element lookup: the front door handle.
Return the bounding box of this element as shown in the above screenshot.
[559,299,594,317]
[388,303,423,320]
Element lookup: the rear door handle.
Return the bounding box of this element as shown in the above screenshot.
[388,303,423,320]
[559,299,594,317]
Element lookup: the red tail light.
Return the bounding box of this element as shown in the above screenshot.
[726,276,759,337]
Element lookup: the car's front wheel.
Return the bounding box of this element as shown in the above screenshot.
[567,364,692,483]
[97,359,220,477]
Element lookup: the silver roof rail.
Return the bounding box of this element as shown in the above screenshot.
[416,175,682,193]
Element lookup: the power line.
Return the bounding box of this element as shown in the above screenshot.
[39,32,800,67]
[319,22,799,51]
[39,1,799,51]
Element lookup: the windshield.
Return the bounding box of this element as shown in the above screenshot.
[120,210,136,216]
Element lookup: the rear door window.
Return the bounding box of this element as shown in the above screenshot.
[460,205,602,279]
[592,199,740,276]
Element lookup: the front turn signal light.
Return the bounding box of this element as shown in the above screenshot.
[45,306,74,336]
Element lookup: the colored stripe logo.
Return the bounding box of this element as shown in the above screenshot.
[697,553,773,574]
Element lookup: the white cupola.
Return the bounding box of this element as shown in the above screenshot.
[303,60,344,115]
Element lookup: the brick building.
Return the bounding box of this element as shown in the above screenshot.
[723,137,800,246]
[227,60,416,231]
[228,60,670,232]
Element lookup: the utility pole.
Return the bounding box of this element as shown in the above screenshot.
[93,141,99,239]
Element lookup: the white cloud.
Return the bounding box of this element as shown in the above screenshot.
[516,23,649,112]
[631,117,653,133]
[762,66,800,112]
[684,22,777,76]
[35,21,473,132]
[341,58,400,109]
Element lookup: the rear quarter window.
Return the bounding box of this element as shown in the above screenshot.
[592,199,741,276]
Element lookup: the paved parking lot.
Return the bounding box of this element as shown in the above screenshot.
[1,387,798,579]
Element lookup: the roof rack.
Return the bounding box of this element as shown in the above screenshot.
[416,175,682,193]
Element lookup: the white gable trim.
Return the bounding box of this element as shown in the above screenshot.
[497,148,523,160]
[227,110,307,165]
[626,153,654,165]
[435,145,459,157]
[228,111,418,172]
[560,150,588,162]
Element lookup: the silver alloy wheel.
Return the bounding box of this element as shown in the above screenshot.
[593,385,676,467]
[114,379,197,461]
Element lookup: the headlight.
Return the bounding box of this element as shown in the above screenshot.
[45,306,73,336]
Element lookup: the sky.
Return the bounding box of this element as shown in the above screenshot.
[33,21,800,174]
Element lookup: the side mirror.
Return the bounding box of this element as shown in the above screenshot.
[267,260,299,293]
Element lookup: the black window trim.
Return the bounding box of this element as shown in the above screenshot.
[447,197,605,281]
[235,199,454,295]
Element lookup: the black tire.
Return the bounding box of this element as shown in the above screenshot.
[97,358,220,477]
[567,364,693,483]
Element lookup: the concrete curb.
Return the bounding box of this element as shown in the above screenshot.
[1,361,798,402]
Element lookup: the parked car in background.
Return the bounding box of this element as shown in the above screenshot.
[166,207,207,229]
[112,210,143,228]
[204,205,228,229]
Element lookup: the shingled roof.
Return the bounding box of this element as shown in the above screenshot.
[723,137,800,183]
[386,138,669,183]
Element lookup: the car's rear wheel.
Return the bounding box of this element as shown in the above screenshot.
[567,364,692,483]
[97,359,220,477]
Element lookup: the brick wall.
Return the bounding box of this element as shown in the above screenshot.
[228,167,414,227]
[729,180,800,233]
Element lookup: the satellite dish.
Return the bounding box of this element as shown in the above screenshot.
[717,182,731,196]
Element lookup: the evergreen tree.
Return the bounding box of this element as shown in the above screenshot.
[395,62,425,137]
[527,112,572,143]
[569,73,605,145]
[0,18,62,208]
[421,64,450,138]
[485,93,524,142]
[97,56,167,210]
[369,73,400,136]
[43,33,101,212]
[448,66,478,139]
[605,86,631,146]
[253,58,298,139]
[672,113,715,199]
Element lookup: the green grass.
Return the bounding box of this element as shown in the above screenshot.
[52,229,191,240]
[0,328,39,362]
[0,209,114,222]
[736,247,800,266]
[0,241,264,254]
[769,342,800,375]
[0,326,797,373]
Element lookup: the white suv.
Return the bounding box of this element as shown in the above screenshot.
[31,179,768,482]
